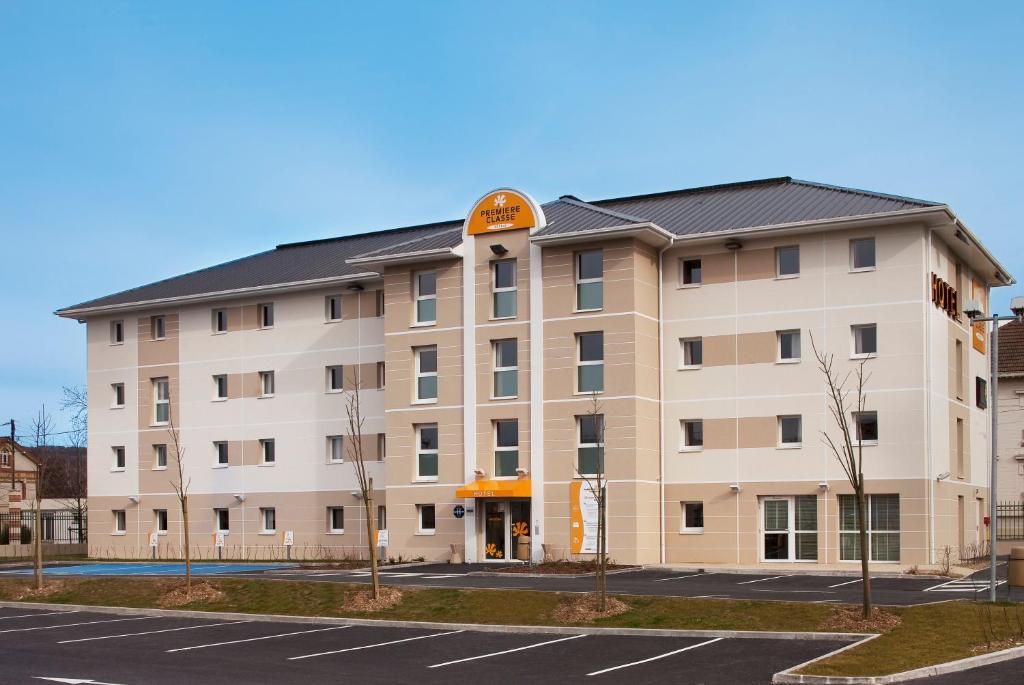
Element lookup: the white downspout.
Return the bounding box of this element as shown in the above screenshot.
[924,227,935,564]
[657,239,672,564]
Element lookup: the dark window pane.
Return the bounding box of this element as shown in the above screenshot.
[682,259,702,285]
[578,332,603,362]
[418,348,437,373]
[579,415,603,444]
[778,246,800,276]
[419,425,438,450]
[494,261,516,289]
[577,251,603,280]
[685,421,703,446]
[495,420,518,447]
[417,272,436,296]
[421,505,435,530]
[780,417,802,444]
[495,340,517,367]
[852,239,876,269]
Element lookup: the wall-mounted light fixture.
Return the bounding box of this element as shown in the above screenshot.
[234,494,246,503]
[724,240,743,250]
[128,495,140,504]
[818,482,829,492]
[490,244,508,256]
[729,483,742,493]
[347,283,364,292]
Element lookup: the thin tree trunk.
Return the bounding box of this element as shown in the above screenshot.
[365,477,380,599]
[857,485,872,618]
[33,505,43,590]
[183,494,191,594]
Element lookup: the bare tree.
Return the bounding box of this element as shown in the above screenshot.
[166,399,192,595]
[29,405,54,590]
[59,386,88,541]
[574,393,608,611]
[344,371,380,599]
[810,333,872,618]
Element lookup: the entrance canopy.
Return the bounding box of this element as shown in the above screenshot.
[455,479,531,499]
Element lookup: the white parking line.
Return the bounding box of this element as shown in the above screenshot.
[827,578,864,588]
[655,573,705,582]
[586,637,724,676]
[0,611,80,621]
[379,572,423,577]
[421,574,463,579]
[290,629,464,660]
[59,620,250,643]
[167,625,352,652]
[428,634,586,668]
[736,575,790,585]
[0,616,156,634]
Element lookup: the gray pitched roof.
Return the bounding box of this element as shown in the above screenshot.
[57,177,946,315]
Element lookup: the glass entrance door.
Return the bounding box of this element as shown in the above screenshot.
[763,498,790,560]
[484,502,506,560]
[762,496,818,561]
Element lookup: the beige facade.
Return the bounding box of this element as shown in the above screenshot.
[62,181,1015,566]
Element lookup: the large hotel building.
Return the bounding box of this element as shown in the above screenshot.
[58,177,1014,567]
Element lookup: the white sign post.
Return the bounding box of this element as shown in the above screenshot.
[283,531,294,560]
[578,482,600,555]
[149,532,158,560]
[215,532,225,560]
[376,529,389,548]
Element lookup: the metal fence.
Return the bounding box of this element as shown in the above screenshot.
[997,501,1024,540]
[0,511,87,545]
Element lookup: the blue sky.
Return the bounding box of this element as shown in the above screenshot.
[1,2,1021,439]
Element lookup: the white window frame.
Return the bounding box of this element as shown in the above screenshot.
[413,271,437,325]
[778,415,803,448]
[777,329,801,363]
[574,250,604,312]
[112,446,126,471]
[213,374,228,401]
[680,501,704,533]
[151,315,166,340]
[259,438,276,466]
[326,365,345,393]
[493,419,519,479]
[576,414,604,477]
[415,424,439,482]
[153,443,167,470]
[491,259,518,319]
[416,504,436,535]
[214,441,229,467]
[327,435,345,464]
[327,506,345,534]
[775,245,800,279]
[839,494,900,562]
[679,257,702,288]
[850,237,876,272]
[761,495,818,562]
[259,370,275,398]
[680,337,703,369]
[260,507,276,534]
[414,346,438,403]
[111,382,125,408]
[851,324,878,358]
[326,295,343,322]
[258,303,274,329]
[215,508,230,534]
[575,332,604,394]
[375,289,385,317]
[110,319,124,345]
[377,433,386,462]
[680,419,704,452]
[212,308,228,334]
[113,510,127,535]
[492,339,518,399]
[853,411,879,446]
[154,509,168,535]
[376,361,386,389]
[153,377,170,425]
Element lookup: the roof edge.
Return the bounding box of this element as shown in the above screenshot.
[587,176,793,207]
[346,247,461,267]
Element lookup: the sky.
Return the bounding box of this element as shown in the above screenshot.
[1,2,1022,441]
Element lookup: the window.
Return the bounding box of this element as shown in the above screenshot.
[377,434,386,462]
[854,411,878,445]
[840,494,900,562]
[417,504,435,534]
[494,419,519,477]
[680,258,702,287]
[976,377,988,409]
[326,295,343,322]
[154,509,168,534]
[213,374,228,400]
[113,510,127,534]
[777,330,801,362]
[327,435,344,463]
[776,245,800,277]
[680,337,702,369]
[375,290,385,317]
[763,496,818,561]
[416,424,439,479]
[112,383,125,408]
[852,324,877,357]
[110,320,124,344]
[956,418,965,478]
[414,346,438,401]
[212,309,228,333]
[260,439,275,465]
[259,303,274,328]
[850,238,876,271]
[112,446,126,470]
[153,378,169,423]
[328,506,345,533]
[214,441,229,466]
[327,365,345,392]
[151,315,166,340]
[414,271,437,324]
[681,502,704,532]
[0,449,9,466]
[778,415,802,447]
[492,260,517,318]
[575,250,604,311]
[153,444,167,469]
[215,508,230,533]
[577,414,604,476]
[376,361,386,389]
[259,371,275,397]
[576,332,604,393]
[680,420,703,451]
[493,339,518,398]
[955,339,964,400]
[260,507,276,533]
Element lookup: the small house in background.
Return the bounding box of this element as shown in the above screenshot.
[0,438,39,513]
[996,319,1024,500]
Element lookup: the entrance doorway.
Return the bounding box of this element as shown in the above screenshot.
[483,500,531,561]
[760,496,818,562]
[484,502,506,560]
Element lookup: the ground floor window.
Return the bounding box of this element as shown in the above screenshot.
[113,510,126,534]
[681,502,704,533]
[761,495,817,561]
[260,507,276,534]
[327,506,345,533]
[839,494,900,562]
[417,504,435,534]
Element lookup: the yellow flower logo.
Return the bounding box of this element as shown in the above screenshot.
[511,521,528,538]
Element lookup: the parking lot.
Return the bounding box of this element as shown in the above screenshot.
[0,606,851,684]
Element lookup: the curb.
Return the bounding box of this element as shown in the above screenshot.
[469,566,641,579]
[772,639,1024,683]
[645,566,950,580]
[0,600,867,642]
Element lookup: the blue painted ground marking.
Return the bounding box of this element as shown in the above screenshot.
[0,563,286,576]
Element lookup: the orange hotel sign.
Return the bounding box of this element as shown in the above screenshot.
[466,190,538,235]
